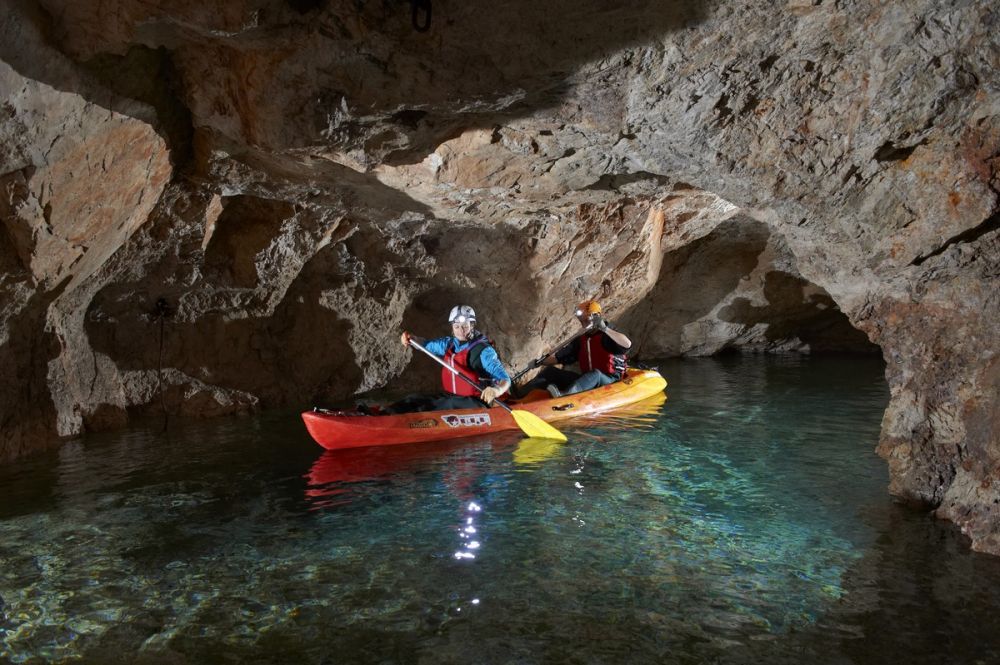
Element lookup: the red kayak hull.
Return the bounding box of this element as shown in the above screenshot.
[301,369,667,450]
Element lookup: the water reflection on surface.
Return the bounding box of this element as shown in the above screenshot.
[1,356,1000,664]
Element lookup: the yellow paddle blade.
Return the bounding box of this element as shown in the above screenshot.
[510,409,567,442]
[513,437,564,465]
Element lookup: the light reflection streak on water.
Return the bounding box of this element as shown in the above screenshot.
[455,501,482,560]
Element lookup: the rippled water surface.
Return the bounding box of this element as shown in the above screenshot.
[3,356,1000,664]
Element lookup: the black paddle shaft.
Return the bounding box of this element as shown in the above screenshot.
[511,323,594,383]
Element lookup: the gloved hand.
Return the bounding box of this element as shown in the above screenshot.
[530,355,546,369]
[591,314,608,332]
[480,386,502,405]
[400,331,412,347]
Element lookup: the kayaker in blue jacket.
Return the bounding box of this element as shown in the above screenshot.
[385,305,511,414]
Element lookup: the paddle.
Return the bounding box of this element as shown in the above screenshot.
[409,339,568,442]
[510,322,594,383]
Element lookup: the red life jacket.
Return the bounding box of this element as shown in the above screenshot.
[578,332,627,378]
[442,336,490,396]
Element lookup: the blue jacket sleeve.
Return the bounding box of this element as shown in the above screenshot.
[477,346,511,384]
[423,336,453,357]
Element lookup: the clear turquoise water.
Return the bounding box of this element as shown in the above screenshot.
[2,355,1000,664]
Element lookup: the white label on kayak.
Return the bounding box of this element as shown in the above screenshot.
[442,413,492,428]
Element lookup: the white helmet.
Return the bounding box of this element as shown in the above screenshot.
[448,305,476,324]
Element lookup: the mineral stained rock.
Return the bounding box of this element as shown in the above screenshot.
[1,0,997,552]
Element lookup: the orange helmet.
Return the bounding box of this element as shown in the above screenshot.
[575,300,602,317]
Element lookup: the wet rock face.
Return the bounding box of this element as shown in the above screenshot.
[1,1,998,551]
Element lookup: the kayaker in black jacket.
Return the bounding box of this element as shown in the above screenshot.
[532,299,631,398]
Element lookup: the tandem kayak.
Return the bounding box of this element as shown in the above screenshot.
[301,368,667,450]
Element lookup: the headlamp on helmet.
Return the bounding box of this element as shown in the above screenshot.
[448,305,476,325]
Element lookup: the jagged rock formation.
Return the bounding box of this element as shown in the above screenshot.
[1,0,997,552]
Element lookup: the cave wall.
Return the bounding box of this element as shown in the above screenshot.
[1,0,998,552]
[618,215,879,357]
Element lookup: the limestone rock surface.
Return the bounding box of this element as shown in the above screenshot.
[1,0,998,552]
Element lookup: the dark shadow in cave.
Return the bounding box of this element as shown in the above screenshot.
[310,0,710,164]
[0,224,67,458]
[1,0,710,166]
[82,195,546,413]
[717,271,878,353]
[0,1,194,167]
[203,196,296,289]
[618,215,772,359]
[727,503,1000,665]
[620,216,881,361]
[390,221,545,394]
[83,210,365,415]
